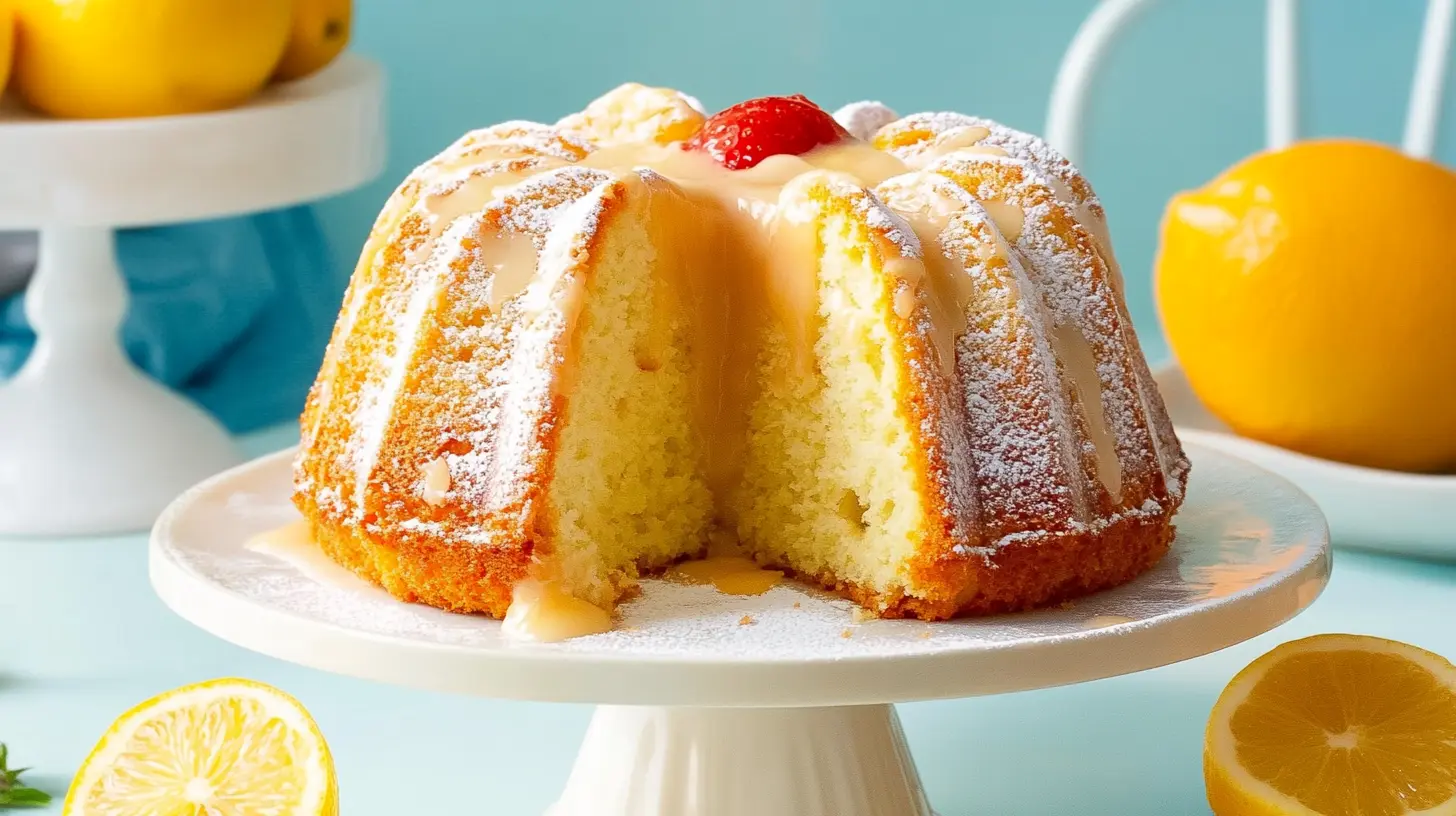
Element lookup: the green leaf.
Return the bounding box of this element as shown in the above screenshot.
[0,744,52,808]
[0,788,51,807]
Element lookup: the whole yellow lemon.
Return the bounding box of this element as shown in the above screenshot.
[274,0,351,82]
[12,0,292,119]
[1157,139,1456,473]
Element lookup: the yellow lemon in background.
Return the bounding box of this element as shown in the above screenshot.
[63,678,338,815]
[12,0,292,119]
[0,2,13,97]
[1205,634,1456,815]
[274,0,352,82]
[1156,139,1456,473]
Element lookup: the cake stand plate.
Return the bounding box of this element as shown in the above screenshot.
[0,57,385,536]
[150,440,1330,816]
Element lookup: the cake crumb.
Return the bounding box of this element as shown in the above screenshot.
[850,607,875,624]
[792,601,802,609]
[739,614,755,626]
[1059,600,1076,610]
[840,628,854,639]
[917,630,932,640]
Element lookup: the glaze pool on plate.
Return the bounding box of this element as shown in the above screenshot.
[1153,362,1456,560]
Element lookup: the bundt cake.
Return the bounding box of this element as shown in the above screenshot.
[293,83,1189,633]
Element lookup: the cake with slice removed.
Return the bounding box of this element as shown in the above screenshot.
[292,84,1189,630]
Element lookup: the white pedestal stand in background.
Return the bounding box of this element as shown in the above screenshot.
[0,57,385,536]
[150,442,1330,815]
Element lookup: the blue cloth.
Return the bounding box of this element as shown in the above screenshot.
[0,207,341,434]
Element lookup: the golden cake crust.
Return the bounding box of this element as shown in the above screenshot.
[295,166,640,617]
[817,512,1173,620]
[298,492,528,617]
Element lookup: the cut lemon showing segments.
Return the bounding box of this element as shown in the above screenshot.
[64,678,337,815]
[1206,634,1456,815]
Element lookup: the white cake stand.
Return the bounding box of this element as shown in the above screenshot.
[150,440,1329,816]
[0,56,385,537]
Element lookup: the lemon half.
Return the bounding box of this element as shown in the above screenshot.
[1206,634,1456,815]
[64,678,337,815]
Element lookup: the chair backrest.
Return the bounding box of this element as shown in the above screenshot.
[1044,0,1453,164]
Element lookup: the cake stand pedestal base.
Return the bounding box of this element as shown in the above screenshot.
[550,704,931,816]
[0,56,384,536]
[0,226,238,536]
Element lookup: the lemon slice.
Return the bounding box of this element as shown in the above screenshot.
[1205,634,1456,815]
[64,678,337,815]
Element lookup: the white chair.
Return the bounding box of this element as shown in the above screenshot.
[1047,0,1456,558]
[1045,0,1453,161]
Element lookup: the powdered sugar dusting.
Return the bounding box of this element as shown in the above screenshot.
[298,120,604,521]
[875,173,1083,544]
[441,121,594,164]
[925,153,1173,522]
[419,168,615,527]
[792,170,922,258]
[957,116,1100,209]
[859,195,921,258]
[680,92,707,114]
[492,166,614,245]
[556,83,707,146]
[833,100,900,141]
[875,113,1188,511]
[177,545,1031,660]
[348,212,479,514]
[565,580,949,657]
[304,160,620,538]
[882,111,980,140]
[959,219,1083,524]
[876,112,1104,219]
[420,157,551,202]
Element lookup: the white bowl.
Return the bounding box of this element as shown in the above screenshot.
[1153,362,1456,560]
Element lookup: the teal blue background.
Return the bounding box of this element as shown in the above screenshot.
[314,0,1454,359]
[7,1,1456,813]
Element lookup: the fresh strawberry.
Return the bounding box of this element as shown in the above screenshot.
[685,94,851,170]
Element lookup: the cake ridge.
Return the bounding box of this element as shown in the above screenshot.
[873,112,1114,279]
[439,120,595,165]
[873,169,1089,543]
[924,152,1171,519]
[355,166,618,529]
[865,111,1188,509]
[299,123,592,475]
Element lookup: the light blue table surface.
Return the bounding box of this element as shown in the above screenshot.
[4,424,1454,814]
